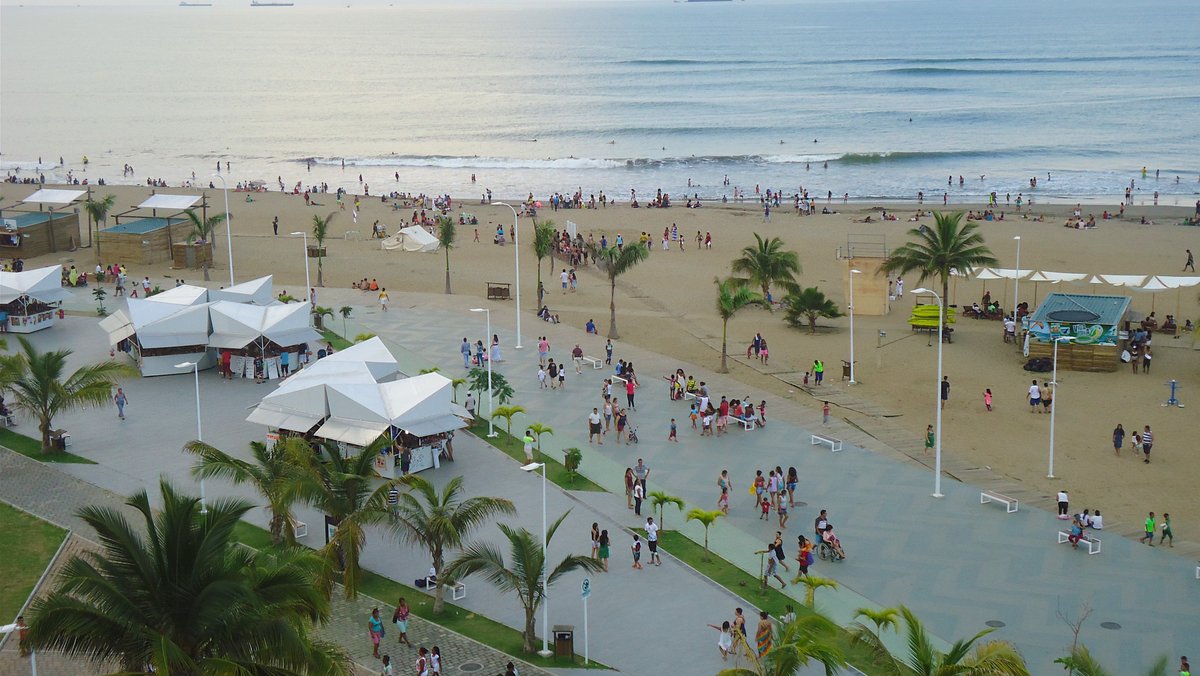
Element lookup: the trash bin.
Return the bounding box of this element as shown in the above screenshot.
[50,429,70,450]
[553,625,574,658]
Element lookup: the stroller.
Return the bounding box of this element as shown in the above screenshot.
[625,425,639,445]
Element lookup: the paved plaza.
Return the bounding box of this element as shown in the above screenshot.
[4,286,1197,674]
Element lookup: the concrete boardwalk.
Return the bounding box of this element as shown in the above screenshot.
[18,287,1200,673]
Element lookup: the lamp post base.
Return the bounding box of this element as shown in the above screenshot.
[931,493,944,499]
[537,649,553,658]
[487,433,500,438]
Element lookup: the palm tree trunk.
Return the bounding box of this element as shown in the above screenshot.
[719,318,729,373]
[317,258,324,287]
[809,315,817,334]
[941,278,950,330]
[269,512,284,546]
[39,420,52,453]
[444,250,452,294]
[432,552,445,615]
[523,605,537,654]
[607,279,619,339]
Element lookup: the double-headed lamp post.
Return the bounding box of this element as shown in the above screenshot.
[175,360,207,513]
[493,202,523,349]
[912,288,945,498]
[848,268,861,384]
[520,461,551,657]
[1012,235,1021,319]
[469,308,497,438]
[211,173,234,286]
[1048,335,1075,479]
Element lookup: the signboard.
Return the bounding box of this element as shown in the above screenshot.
[580,577,591,599]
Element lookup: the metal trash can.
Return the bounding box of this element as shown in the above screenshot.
[50,429,70,450]
[553,625,574,658]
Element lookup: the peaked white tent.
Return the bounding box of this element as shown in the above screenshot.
[0,265,71,333]
[318,336,400,381]
[209,275,274,305]
[209,301,320,380]
[381,225,439,252]
[142,284,209,306]
[109,294,214,376]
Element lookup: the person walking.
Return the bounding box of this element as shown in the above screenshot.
[790,535,813,582]
[1185,249,1195,272]
[367,608,385,659]
[1140,512,1156,545]
[1027,379,1042,413]
[633,481,644,516]
[822,401,830,425]
[755,611,774,657]
[1160,513,1174,547]
[114,387,129,420]
[605,339,614,366]
[1142,425,1154,463]
[522,429,535,463]
[772,532,789,572]
[812,359,824,384]
[646,517,661,566]
[668,418,678,442]
[391,598,413,648]
[924,424,934,455]
[598,529,610,571]
[572,344,584,374]
[625,378,636,409]
[378,287,389,312]
[761,545,786,589]
[460,338,471,368]
[588,408,603,444]
[940,376,950,409]
[1112,423,1125,456]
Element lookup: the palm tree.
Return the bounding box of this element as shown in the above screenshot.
[798,575,838,608]
[437,215,456,294]
[0,336,135,452]
[527,422,553,457]
[853,607,899,635]
[880,212,998,323]
[717,614,847,676]
[312,211,335,287]
[1054,645,1168,676]
[532,219,556,305]
[850,605,1030,675]
[731,233,802,300]
[82,192,116,252]
[446,511,604,654]
[450,377,467,403]
[686,508,724,561]
[648,490,684,531]
[182,208,226,281]
[184,438,307,546]
[339,305,352,338]
[389,475,516,615]
[20,479,351,675]
[783,287,843,334]
[587,241,649,339]
[716,277,768,372]
[311,305,334,331]
[490,404,526,436]
[292,439,399,598]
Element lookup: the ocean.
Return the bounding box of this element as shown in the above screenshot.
[2,0,1198,204]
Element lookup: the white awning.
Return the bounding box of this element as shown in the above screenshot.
[314,418,389,447]
[1098,274,1147,287]
[137,194,201,210]
[1136,277,1171,292]
[20,189,86,205]
[208,332,258,349]
[320,336,400,381]
[99,309,135,345]
[970,268,1003,280]
[402,414,468,437]
[1028,271,1088,283]
[988,268,1033,280]
[1151,276,1200,289]
[245,407,325,433]
[0,265,72,304]
[126,300,211,349]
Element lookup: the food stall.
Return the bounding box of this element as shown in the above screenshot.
[100,284,213,375]
[208,300,320,380]
[0,265,70,333]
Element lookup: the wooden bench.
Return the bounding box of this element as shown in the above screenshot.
[811,434,842,452]
[980,490,1018,513]
[582,356,602,370]
[486,282,512,300]
[1057,530,1101,555]
[735,417,756,431]
[290,518,308,539]
[425,576,467,601]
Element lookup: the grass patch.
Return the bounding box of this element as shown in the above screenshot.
[653,530,878,672]
[466,418,605,492]
[320,328,353,351]
[232,521,609,669]
[0,428,97,464]
[0,503,68,620]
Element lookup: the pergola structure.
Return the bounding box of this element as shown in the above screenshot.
[0,188,85,256]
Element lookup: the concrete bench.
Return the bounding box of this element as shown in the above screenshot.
[290,518,308,539]
[611,374,628,385]
[735,417,756,431]
[1195,565,1199,580]
[811,434,842,452]
[1058,530,1101,555]
[582,356,602,369]
[426,576,466,601]
[682,391,697,401]
[980,490,1018,513]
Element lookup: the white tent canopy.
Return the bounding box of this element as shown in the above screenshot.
[99,309,135,346]
[318,336,400,381]
[1098,274,1147,287]
[209,275,274,305]
[125,299,211,348]
[1150,276,1200,289]
[208,300,319,350]
[381,225,439,252]
[0,265,72,304]
[970,268,1004,280]
[1028,271,1089,283]
[137,194,201,210]
[144,284,208,306]
[19,189,86,205]
[988,268,1033,280]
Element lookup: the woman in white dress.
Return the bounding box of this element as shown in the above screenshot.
[491,334,503,363]
[707,620,734,660]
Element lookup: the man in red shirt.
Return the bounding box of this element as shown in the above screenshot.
[718,396,730,436]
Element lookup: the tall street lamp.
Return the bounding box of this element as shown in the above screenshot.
[912,288,945,498]
[175,360,206,513]
[493,202,523,349]
[1012,235,1021,322]
[520,461,551,657]
[848,268,861,384]
[211,173,234,286]
[290,231,311,317]
[1048,335,1075,479]
[469,308,497,438]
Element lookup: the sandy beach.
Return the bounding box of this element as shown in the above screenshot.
[3,181,1198,540]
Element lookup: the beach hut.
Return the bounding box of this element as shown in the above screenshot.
[1,189,85,256]
[1025,292,1130,372]
[99,194,203,265]
[208,300,320,380]
[100,284,213,375]
[0,265,70,333]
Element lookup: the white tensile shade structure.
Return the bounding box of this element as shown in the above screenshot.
[317,336,400,381]
[137,194,202,211]
[209,301,321,380]
[381,225,440,252]
[0,265,71,333]
[209,275,274,305]
[1026,271,1089,305]
[122,300,213,376]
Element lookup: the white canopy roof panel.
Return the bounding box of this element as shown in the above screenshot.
[209,300,319,349]
[209,275,274,305]
[314,418,389,447]
[1151,276,1200,289]
[988,268,1033,280]
[145,284,208,306]
[125,300,210,348]
[1028,271,1088,283]
[320,337,400,381]
[0,265,72,304]
[99,309,135,346]
[20,189,85,205]
[137,194,201,210]
[1099,274,1147,287]
[382,225,439,252]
